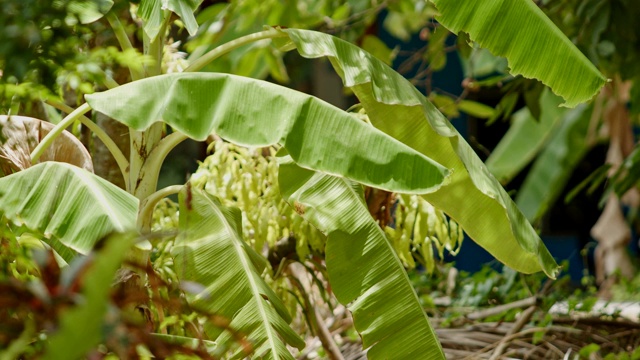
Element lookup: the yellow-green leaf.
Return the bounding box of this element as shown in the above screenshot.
[431,0,607,107]
[281,28,559,277]
[86,73,450,195]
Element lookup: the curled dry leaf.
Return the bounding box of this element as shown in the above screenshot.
[592,195,634,284]
[0,115,93,175]
[592,80,636,286]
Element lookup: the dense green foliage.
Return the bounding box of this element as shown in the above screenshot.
[0,0,617,359]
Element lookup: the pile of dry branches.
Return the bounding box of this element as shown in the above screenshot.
[326,296,640,360]
[437,316,640,359]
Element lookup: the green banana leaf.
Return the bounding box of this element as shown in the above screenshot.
[164,0,202,36]
[137,0,207,41]
[279,28,559,277]
[610,145,640,198]
[137,0,164,41]
[44,233,136,359]
[485,89,564,184]
[85,73,449,195]
[278,155,445,360]
[0,162,138,261]
[516,104,592,223]
[173,186,304,359]
[430,0,606,107]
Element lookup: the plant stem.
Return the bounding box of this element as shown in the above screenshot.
[45,100,130,191]
[143,11,170,78]
[138,185,183,231]
[30,102,91,163]
[101,71,120,89]
[107,12,143,81]
[130,127,162,199]
[185,28,288,73]
[138,131,189,196]
[129,12,170,199]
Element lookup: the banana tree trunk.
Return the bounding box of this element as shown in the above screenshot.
[93,112,130,190]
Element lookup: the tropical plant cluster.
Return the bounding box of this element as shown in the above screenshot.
[0,0,623,359]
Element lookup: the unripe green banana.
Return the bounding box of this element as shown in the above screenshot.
[385,194,464,273]
[193,141,325,261]
[190,140,464,273]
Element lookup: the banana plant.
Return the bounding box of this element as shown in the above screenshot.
[0,0,606,358]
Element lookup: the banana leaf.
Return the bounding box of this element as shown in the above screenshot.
[516,104,592,223]
[485,89,564,184]
[173,186,304,359]
[0,162,138,260]
[431,0,607,107]
[278,155,445,360]
[86,72,449,195]
[165,0,202,36]
[278,28,559,277]
[138,0,202,41]
[609,145,640,198]
[137,0,165,41]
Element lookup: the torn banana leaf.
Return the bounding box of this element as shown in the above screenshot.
[431,0,606,107]
[86,73,450,195]
[278,156,445,360]
[278,28,559,277]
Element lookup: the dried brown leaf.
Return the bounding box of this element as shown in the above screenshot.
[0,115,93,175]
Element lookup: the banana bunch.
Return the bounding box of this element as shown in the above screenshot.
[152,197,180,232]
[192,141,326,260]
[192,140,464,272]
[385,194,464,274]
